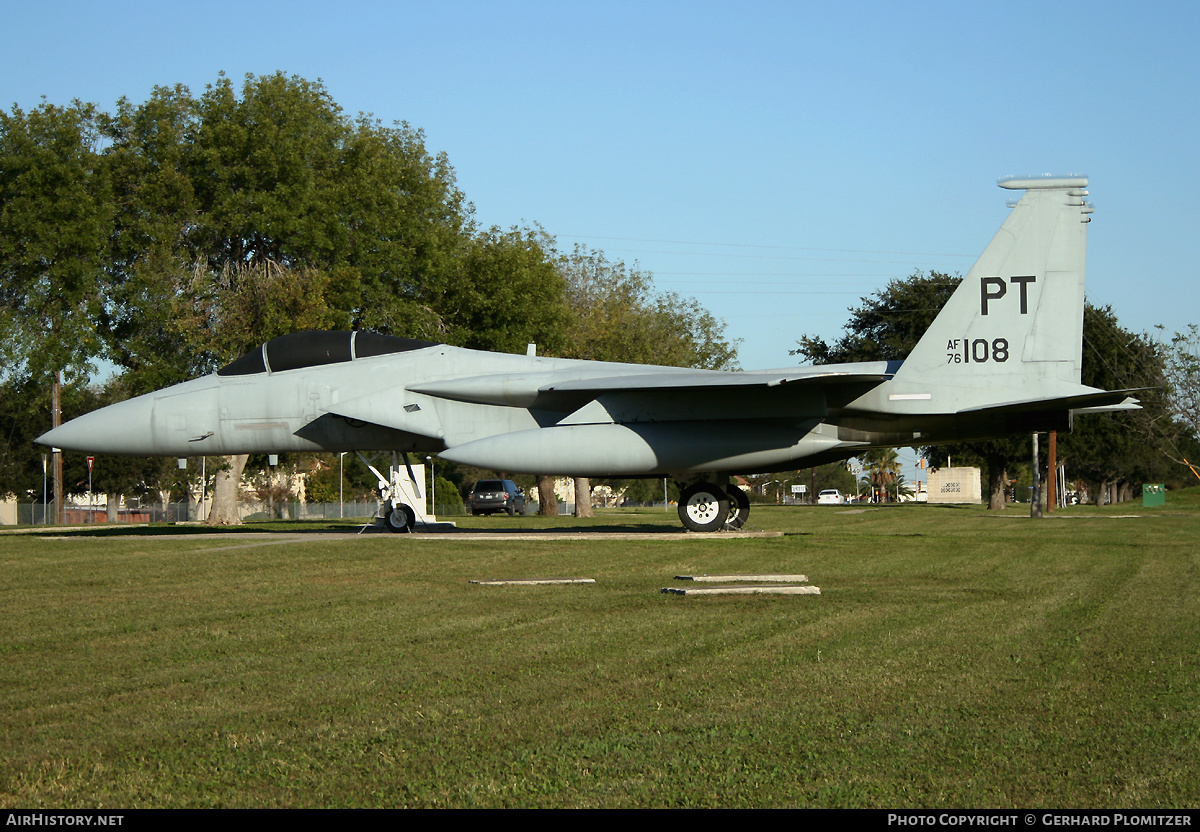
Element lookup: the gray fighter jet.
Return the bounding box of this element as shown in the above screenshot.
[39,177,1138,532]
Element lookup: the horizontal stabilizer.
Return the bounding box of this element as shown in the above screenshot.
[957,388,1146,416]
[1072,400,1144,414]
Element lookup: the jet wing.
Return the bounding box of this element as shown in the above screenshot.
[408,364,895,409]
[542,368,893,394]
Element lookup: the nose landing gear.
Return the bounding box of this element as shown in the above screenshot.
[358,451,424,533]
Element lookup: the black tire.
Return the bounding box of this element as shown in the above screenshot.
[677,482,730,533]
[725,485,750,529]
[384,504,415,533]
[506,505,516,515]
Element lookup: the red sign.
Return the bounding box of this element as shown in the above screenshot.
[87,456,94,471]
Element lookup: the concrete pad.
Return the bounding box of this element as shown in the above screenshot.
[414,530,783,540]
[662,585,821,596]
[674,574,809,583]
[469,578,596,586]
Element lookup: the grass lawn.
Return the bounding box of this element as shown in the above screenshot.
[2,492,1198,807]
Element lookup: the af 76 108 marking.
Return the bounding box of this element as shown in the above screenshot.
[947,338,1010,364]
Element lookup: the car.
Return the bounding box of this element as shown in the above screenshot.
[469,479,526,516]
[817,489,844,505]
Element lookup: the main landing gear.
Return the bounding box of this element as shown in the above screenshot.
[677,480,751,533]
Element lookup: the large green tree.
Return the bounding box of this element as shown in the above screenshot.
[1059,306,1177,502]
[1160,324,1200,453]
[0,100,112,384]
[438,227,569,354]
[793,270,960,368]
[558,245,738,370]
[100,72,477,386]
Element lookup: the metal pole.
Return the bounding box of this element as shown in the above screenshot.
[52,371,63,525]
[427,456,433,516]
[1047,431,1057,513]
[200,456,206,522]
[41,454,47,525]
[1031,433,1042,518]
[339,453,344,519]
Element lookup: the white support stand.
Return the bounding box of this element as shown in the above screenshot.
[356,452,435,532]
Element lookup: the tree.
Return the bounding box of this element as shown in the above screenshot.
[101,84,203,391]
[1160,324,1200,449]
[0,378,53,501]
[99,72,478,381]
[0,100,113,385]
[171,259,337,369]
[438,227,569,354]
[1059,306,1176,502]
[557,245,738,370]
[793,271,960,368]
[0,99,115,521]
[861,449,903,503]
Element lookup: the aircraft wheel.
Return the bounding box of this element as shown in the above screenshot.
[678,482,729,533]
[725,486,750,529]
[384,504,415,533]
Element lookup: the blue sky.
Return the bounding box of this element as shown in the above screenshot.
[5,1,1196,378]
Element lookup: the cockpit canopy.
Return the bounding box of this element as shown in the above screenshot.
[217,331,440,376]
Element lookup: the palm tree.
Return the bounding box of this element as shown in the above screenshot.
[860,449,902,503]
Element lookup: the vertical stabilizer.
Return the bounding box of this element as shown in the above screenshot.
[893,177,1091,401]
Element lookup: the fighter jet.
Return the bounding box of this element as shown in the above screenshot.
[39,177,1138,532]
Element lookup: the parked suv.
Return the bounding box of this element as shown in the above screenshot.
[469,479,526,516]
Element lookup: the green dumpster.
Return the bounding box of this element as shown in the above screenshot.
[1142,483,1166,508]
